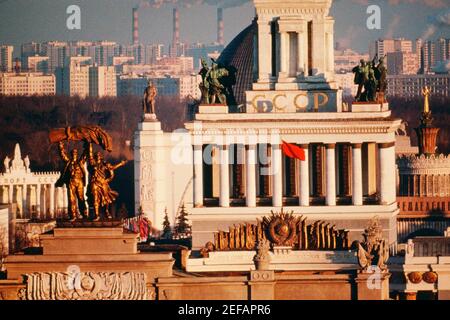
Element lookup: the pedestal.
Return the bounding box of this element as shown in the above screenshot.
[352,102,389,113]
[4,226,174,300]
[198,104,228,114]
[134,120,166,229]
[355,271,391,300]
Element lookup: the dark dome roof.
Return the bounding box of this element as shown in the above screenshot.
[218,21,257,107]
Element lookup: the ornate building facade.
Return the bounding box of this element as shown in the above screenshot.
[0,143,67,219]
[134,0,401,250]
[396,93,450,243]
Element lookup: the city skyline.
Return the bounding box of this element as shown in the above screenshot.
[0,0,449,56]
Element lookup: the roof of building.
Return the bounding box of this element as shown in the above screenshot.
[218,21,257,107]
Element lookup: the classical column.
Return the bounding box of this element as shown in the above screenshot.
[22,184,28,218]
[299,144,310,206]
[246,145,257,207]
[272,144,283,207]
[257,18,273,83]
[326,144,336,206]
[379,142,397,205]
[193,145,204,208]
[279,31,289,77]
[36,184,41,217]
[49,183,55,218]
[1,186,7,204]
[219,145,230,207]
[297,32,305,75]
[8,184,13,204]
[352,144,363,206]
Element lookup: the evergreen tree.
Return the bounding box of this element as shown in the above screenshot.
[162,208,172,239]
[175,204,191,238]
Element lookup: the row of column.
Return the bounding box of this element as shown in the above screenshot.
[1,184,67,218]
[399,174,450,197]
[193,142,397,208]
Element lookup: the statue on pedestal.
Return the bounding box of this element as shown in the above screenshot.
[143,81,158,115]
[51,126,126,222]
[197,58,233,105]
[87,143,127,221]
[56,141,88,221]
[198,58,210,104]
[352,55,387,103]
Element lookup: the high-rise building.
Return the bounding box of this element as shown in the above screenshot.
[0,72,55,96]
[387,74,450,97]
[41,41,68,73]
[27,55,49,73]
[369,38,412,58]
[0,45,14,72]
[334,49,369,73]
[186,43,225,69]
[56,56,92,97]
[386,52,419,75]
[436,38,450,63]
[20,42,41,69]
[94,41,119,66]
[422,41,436,74]
[89,66,117,97]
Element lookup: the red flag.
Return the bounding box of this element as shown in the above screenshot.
[281,141,305,161]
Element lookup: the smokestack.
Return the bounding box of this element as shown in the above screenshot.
[132,8,139,45]
[217,8,224,46]
[171,7,180,57]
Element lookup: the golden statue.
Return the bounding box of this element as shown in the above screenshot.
[422,86,431,114]
[56,141,88,221]
[87,143,127,221]
[143,81,158,114]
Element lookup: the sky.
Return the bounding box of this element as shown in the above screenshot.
[0,0,448,56]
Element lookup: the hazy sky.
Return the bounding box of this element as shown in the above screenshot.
[0,0,448,55]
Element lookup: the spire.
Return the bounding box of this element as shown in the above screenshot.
[415,87,439,156]
[11,143,26,172]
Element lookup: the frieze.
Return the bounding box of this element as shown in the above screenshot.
[21,272,148,300]
[397,154,450,172]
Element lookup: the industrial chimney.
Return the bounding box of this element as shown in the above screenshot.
[132,7,139,45]
[171,7,180,57]
[217,8,224,46]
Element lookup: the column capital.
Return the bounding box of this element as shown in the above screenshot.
[378,142,395,149]
[299,144,309,149]
[325,143,336,149]
[352,143,363,149]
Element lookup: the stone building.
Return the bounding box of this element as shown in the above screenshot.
[0,143,66,220]
[396,96,450,243]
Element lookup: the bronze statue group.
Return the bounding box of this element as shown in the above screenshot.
[352,55,388,103]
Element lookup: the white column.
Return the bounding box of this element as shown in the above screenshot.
[22,184,28,218]
[297,32,305,75]
[193,145,204,208]
[246,145,256,207]
[379,143,397,205]
[1,186,7,203]
[219,145,230,207]
[352,144,363,206]
[8,184,13,204]
[299,144,310,206]
[272,144,283,207]
[36,184,41,217]
[49,183,55,218]
[279,31,289,77]
[257,18,272,83]
[41,185,47,219]
[326,144,336,206]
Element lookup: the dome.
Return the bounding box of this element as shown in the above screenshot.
[218,20,257,107]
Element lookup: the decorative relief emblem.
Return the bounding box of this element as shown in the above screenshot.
[263,210,298,246]
[21,272,148,300]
